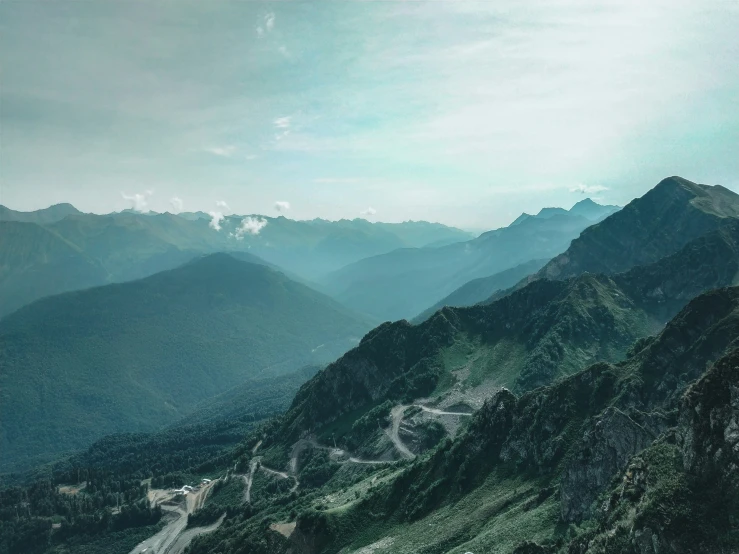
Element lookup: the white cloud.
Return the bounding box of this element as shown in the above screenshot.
[215,200,231,212]
[257,13,275,37]
[208,211,225,231]
[360,206,377,216]
[121,190,153,212]
[265,13,275,31]
[274,201,291,212]
[169,196,184,212]
[274,116,291,129]
[569,184,609,194]
[205,145,236,157]
[233,216,268,239]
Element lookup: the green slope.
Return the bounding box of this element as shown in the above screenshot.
[0,254,373,472]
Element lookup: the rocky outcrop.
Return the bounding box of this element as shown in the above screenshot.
[560,408,662,522]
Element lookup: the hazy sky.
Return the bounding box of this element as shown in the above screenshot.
[1,0,737,229]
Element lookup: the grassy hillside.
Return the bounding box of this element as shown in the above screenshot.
[0,254,373,472]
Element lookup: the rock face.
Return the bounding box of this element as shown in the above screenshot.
[677,348,739,479]
[560,408,660,522]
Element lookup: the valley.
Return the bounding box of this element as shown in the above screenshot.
[3,177,739,554]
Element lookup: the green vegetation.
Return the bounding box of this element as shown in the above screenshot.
[0,254,371,472]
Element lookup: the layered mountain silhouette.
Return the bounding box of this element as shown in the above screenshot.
[0,254,372,471]
[320,199,618,322]
[0,209,471,318]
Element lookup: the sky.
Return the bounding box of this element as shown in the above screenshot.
[1,0,738,230]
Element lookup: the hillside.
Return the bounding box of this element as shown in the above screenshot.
[414,258,549,322]
[0,254,373,471]
[272,287,739,554]
[320,204,614,322]
[278,220,739,446]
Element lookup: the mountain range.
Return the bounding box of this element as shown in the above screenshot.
[0,208,474,319]
[3,176,739,554]
[318,198,619,322]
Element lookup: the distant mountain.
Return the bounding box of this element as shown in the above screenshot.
[0,254,373,471]
[320,203,617,322]
[568,197,620,220]
[413,258,549,322]
[0,208,473,317]
[509,197,619,227]
[0,203,82,225]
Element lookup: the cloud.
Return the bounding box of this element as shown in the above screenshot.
[274,201,290,212]
[215,200,231,212]
[360,206,377,216]
[208,211,225,231]
[121,190,153,212]
[169,196,184,212]
[569,184,609,194]
[205,145,236,157]
[274,116,291,129]
[257,13,275,37]
[233,216,268,239]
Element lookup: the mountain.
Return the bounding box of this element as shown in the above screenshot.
[534,176,739,282]
[0,254,373,471]
[0,208,473,318]
[568,197,620,220]
[320,207,610,322]
[278,220,739,446]
[277,287,739,554]
[509,197,618,228]
[413,258,549,322]
[0,203,81,225]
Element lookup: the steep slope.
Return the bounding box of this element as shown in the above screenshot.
[0,203,81,224]
[321,210,603,321]
[0,254,373,471]
[414,258,549,322]
[534,176,739,282]
[278,222,739,444]
[278,288,739,554]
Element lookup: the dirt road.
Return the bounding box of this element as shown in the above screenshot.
[162,513,225,554]
[387,405,416,460]
[414,404,472,417]
[128,505,187,554]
